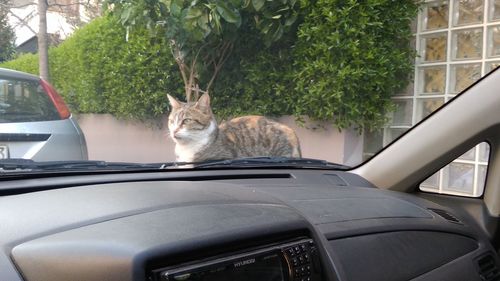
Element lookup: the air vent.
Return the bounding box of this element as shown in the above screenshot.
[428,208,461,224]
[324,174,347,186]
[477,254,500,281]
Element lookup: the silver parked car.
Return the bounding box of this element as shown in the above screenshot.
[0,68,87,161]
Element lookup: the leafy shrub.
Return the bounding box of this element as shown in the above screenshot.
[211,28,297,118]
[1,0,418,130]
[292,0,418,130]
[1,52,39,74]
[108,0,300,103]
[206,0,418,130]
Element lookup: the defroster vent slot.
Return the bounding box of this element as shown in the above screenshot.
[428,208,462,224]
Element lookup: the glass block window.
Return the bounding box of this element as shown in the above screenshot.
[363,0,500,197]
[420,142,490,196]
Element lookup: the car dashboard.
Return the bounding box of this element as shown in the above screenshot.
[0,169,499,281]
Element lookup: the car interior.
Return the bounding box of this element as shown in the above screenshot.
[0,69,499,281]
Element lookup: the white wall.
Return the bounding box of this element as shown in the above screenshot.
[9,6,76,46]
[75,114,363,165]
[76,114,175,163]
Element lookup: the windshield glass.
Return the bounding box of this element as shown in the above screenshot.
[0,0,498,173]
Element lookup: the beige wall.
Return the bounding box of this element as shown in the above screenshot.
[76,114,363,165]
[276,116,363,166]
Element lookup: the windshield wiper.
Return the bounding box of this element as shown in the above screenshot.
[0,158,166,172]
[0,157,348,174]
[188,157,349,170]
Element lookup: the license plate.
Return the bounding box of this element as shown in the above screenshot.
[0,145,9,159]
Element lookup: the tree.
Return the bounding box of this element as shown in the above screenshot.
[38,0,49,80]
[0,0,16,62]
[108,0,299,102]
[3,0,103,80]
[38,0,104,81]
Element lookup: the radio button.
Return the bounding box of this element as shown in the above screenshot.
[294,246,301,254]
[300,266,306,274]
[294,268,301,277]
[298,256,305,264]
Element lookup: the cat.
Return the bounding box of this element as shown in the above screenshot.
[167,93,302,162]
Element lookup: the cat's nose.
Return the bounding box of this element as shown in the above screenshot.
[172,128,180,139]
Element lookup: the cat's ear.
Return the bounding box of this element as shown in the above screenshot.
[196,93,211,109]
[167,94,181,109]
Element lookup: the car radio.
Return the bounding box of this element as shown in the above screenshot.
[151,238,322,281]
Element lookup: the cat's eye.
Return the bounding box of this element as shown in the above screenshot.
[183,118,193,124]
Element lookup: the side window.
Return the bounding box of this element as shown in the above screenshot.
[420,142,489,197]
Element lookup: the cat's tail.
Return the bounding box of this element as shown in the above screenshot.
[293,141,302,158]
[291,131,302,158]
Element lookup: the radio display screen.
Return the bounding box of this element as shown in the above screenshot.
[167,252,286,281]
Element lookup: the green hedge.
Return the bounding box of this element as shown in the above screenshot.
[1,0,418,130]
[1,52,38,74]
[214,0,418,130]
[1,16,184,120]
[292,0,418,130]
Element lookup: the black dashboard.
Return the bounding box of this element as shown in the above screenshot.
[1,169,499,281]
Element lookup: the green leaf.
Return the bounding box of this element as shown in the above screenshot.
[210,10,222,34]
[197,14,211,37]
[120,7,132,24]
[216,1,241,25]
[191,29,204,41]
[158,2,168,15]
[262,22,280,46]
[229,0,242,6]
[260,20,272,34]
[271,23,283,41]
[252,0,265,11]
[185,7,203,19]
[262,10,273,19]
[276,7,290,13]
[170,0,183,17]
[284,13,297,26]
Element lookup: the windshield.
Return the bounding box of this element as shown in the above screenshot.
[0,0,498,177]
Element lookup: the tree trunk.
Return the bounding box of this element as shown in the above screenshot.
[37,0,50,81]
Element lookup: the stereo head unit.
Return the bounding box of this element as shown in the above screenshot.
[151,238,322,281]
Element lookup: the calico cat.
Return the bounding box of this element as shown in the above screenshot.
[167,93,301,162]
